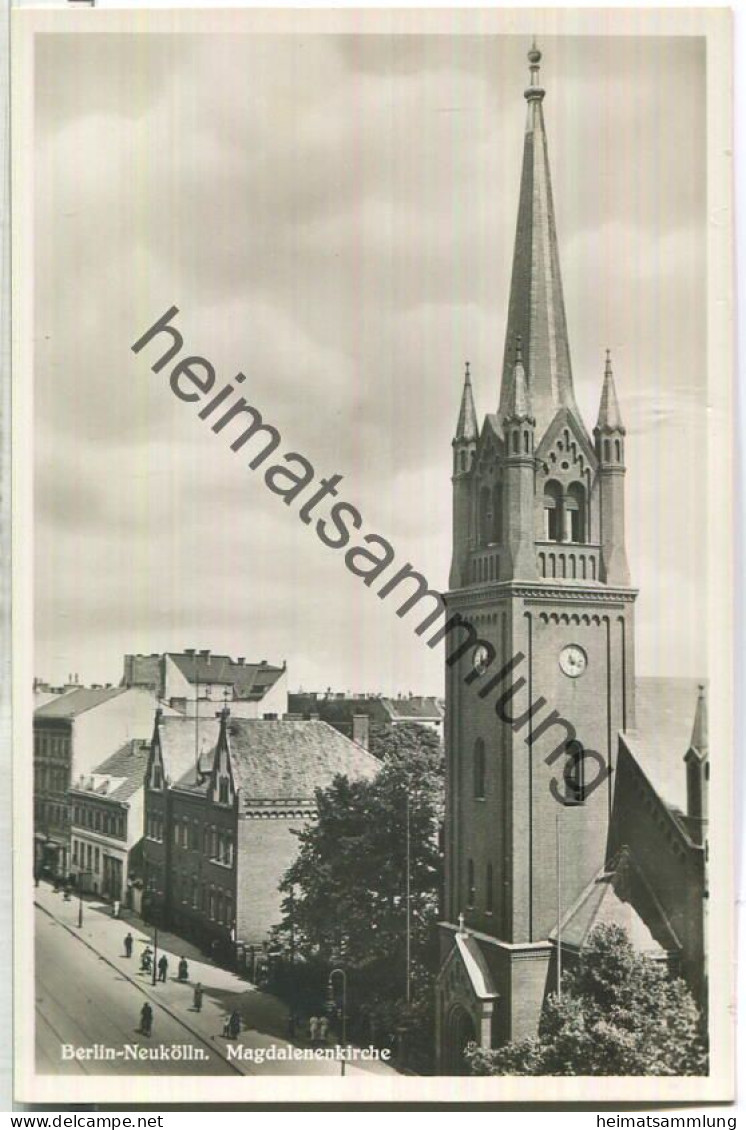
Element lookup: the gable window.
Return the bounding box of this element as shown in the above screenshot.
[473,739,486,800]
[152,764,162,789]
[467,859,476,908]
[218,776,230,805]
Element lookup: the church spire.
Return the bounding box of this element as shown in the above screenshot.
[454,361,478,442]
[498,44,581,439]
[688,684,708,761]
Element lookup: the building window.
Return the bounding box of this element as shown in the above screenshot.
[467,859,476,908]
[493,484,503,543]
[94,847,100,874]
[564,740,586,805]
[153,764,162,789]
[486,863,494,913]
[543,481,563,541]
[218,777,229,805]
[72,840,78,865]
[565,482,586,543]
[479,487,493,546]
[192,878,198,908]
[473,739,486,799]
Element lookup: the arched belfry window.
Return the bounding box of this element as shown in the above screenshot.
[565,482,586,543]
[615,439,621,462]
[474,739,486,799]
[479,487,493,546]
[543,480,563,542]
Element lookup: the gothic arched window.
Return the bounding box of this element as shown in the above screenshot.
[474,739,486,799]
[486,863,494,913]
[543,480,563,542]
[493,483,503,543]
[565,482,586,543]
[615,439,621,462]
[479,487,493,546]
[564,740,586,805]
[467,859,476,907]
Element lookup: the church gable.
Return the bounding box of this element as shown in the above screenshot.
[208,723,237,808]
[535,409,598,547]
[145,722,165,791]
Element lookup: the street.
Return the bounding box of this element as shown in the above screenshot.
[34,889,398,1077]
[36,906,237,1076]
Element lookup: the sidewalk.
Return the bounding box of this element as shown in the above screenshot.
[35,882,398,1077]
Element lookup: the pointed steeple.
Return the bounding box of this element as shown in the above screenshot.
[596,350,625,433]
[498,44,581,438]
[455,361,478,442]
[503,337,533,422]
[687,685,708,762]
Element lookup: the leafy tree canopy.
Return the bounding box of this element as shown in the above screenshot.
[467,925,707,1077]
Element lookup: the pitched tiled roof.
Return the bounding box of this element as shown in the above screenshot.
[628,677,704,811]
[34,687,126,719]
[72,739,151,802]
[173,718,379,803]
[549,866,674,958]
[169,654,284,701]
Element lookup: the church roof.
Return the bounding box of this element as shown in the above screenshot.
[454,363,479,442]
[497,45,583,441]
[549,857,679,958]
[172,717,380,804]
[628,676,705,811]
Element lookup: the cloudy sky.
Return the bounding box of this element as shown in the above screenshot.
[33,28,706,693]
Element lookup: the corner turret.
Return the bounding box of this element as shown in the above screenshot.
[594,350,630,585]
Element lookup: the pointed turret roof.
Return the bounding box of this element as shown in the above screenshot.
[596,350,625,432]
[498,44,582,439]
[454,361,479,442]
[685,685,708,763]
[503,337,534,422]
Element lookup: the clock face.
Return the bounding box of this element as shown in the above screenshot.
[559,644,587,678]
[472,644,491,676]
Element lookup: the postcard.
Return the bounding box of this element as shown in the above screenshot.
[11,6,734,1105]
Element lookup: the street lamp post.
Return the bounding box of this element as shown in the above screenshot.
[328,968,347,1077]
[77,870,91,928]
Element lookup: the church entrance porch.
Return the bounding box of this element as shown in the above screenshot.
[436,925,498,1073]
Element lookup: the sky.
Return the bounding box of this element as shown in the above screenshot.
[33,30,707,694]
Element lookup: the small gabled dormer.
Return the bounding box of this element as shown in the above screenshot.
[146,708,166,791]
[208,706,237,808]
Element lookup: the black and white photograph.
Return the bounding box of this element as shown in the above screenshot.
[12,7,734,1105]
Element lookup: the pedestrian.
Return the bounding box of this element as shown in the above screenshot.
[140,1002,153,1037]
[113,898,121,919]
[318,1015,329,1046]
[309,1015,320,1047]
[140,946,152,973]
[229,1010,241,1039]
[193,983,203,1012]
[157,954,168,982]
[124,932,133,959]
[177,956,189,982]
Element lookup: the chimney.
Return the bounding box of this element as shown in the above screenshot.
[352,714,370,751]
[185,648,196,656]
[237,657,245,665]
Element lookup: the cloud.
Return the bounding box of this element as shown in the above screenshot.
[32,31,707,688]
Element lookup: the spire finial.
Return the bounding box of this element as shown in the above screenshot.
[465,360,470,382]
[527,40,543,94]
[605,347,612,374]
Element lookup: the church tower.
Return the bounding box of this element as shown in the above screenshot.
[437,45,637,1070]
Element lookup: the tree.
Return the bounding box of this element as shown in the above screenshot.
[272,722,444,1065]
[467,924,707,1076]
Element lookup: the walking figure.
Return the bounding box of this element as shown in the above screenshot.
[318,1015,329,1046]
[124,932,133,958]
[223,1010,241,1039]
[140,1002,153,1037]
[309,1015,320,1047]
[193,983,203,1012]
[113,898,121,919]
[157,954,168,982]
[140,946,153,973]
[177,956,189,982]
